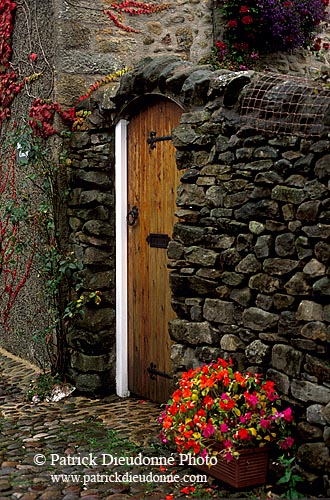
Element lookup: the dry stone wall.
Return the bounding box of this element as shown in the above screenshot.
[66,56,330,491]
[66,128,116,394]
[168,72,330,492]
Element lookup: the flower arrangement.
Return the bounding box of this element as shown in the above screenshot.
[217,0,330,69]
[159,358,294,462]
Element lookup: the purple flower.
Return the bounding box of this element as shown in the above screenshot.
[202,423,216,438]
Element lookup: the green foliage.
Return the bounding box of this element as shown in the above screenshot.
[277,455,305,499]
[27,371,61,402]
[1,125,101,375]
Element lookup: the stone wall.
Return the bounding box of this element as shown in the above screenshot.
[67,57,330,492]
[66,128,116,394]
[166,68,330,493]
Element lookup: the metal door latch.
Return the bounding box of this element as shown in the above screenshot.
[147,362,173,380]
[146,233,170,248]
[127,205,139,225]
[147,131,173,150]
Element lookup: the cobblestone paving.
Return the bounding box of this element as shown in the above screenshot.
[0,348,223,500]
[0,348,284,500]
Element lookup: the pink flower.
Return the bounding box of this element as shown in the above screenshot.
[279,437,295,449]
[225,451,234,461]
[202,423,215,438]
[267,391,278,401]
[223,439,232,449]
[245,393,259,406]
[260,418,271,429]
[220,423,229,432]
[250,51,259,60]
[30,53,38,62]
[283,407,293,422]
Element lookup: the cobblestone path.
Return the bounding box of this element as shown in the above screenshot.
[0,348,284,500]
[0,348,224,500]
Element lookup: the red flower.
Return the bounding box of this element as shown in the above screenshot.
[234,371,246,385]
[200,373,216,388]
[216,41,227,50]
[237,428,249,440]
[169,403,179,416]
[220,397,235,411]
[227,19,238,28]
[241,15,253,25]
[172,389,182,402]
[162,416,173,429]
[181,486,195,495]
[182,388,192,399]
[203,395,214,409]
[29,53,38,62]
[240,5,250,12]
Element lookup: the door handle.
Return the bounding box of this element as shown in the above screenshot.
[127,205,139,225]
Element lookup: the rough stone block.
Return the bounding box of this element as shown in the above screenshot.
[305,354,330,380]
[296,301,323,321]
[242,307,278,331]
[306,404,326,425]
[184,246,218,266]
[301,323,327,342]
[220,334,245,352]
[235,254,261,273]
[271,344,303,378]
[203,299,236,324]
[169,319,219,345]
[266,368,290,394]
[263,258,299,275]
[71,351,114,372]
[245,340,270,364]
[271,185,306,204]
[297,442,329,470]
[291,379,330,403]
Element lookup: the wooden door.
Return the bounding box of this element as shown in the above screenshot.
[127,96,182,403]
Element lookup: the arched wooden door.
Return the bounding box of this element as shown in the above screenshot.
[127,96,182,403]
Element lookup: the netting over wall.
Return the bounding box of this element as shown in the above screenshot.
[240,72,330,136]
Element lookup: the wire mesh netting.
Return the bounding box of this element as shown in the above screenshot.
[239,72,330,137]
